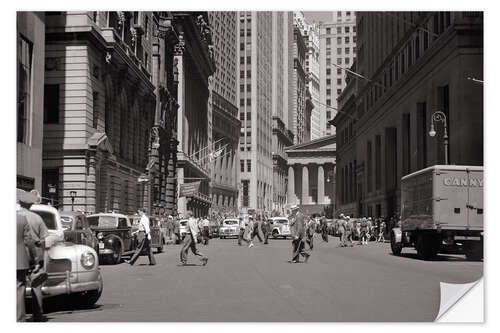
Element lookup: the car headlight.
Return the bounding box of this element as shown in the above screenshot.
[97,232,103,240]
[81,251,96,269]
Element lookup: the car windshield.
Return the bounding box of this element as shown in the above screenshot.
[31,210,57,230]
[180,221,187,226]
[87,215,117,228]
[224,220,238,225]
[60,215,74,230]
[275,219,288,224]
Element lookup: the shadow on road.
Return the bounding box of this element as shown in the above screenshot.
[391,252,482,262]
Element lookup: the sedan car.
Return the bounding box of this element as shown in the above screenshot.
[27,204,103,306]
[268,217,291,239]
[87,213,135,264]
[219,218,240,239]
[60,211,99,254]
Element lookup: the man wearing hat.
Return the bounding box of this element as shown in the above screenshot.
[320,214,328,242]
[288,205,310,263]
[343,216,354,247]
[17,189,49,321]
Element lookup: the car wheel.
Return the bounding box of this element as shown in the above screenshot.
[110,243,122,265]
[77,289,102,307]
[465,243,483,261]
[157,245,163,253]
[272,230,279,239]
[390,232,403,256]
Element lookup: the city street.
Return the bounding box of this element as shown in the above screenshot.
[44,235,482,322]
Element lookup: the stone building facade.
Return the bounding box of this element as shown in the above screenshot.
[42,11,180,215]
[333,12,483,218]
[17,12,46,193]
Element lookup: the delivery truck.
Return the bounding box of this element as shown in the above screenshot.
[390,165,483,260]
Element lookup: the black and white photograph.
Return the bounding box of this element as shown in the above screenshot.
[10,3,490,325]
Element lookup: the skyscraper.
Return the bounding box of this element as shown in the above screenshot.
[208,12,240,216]
[319,11,357,137]
[237,12,274,213]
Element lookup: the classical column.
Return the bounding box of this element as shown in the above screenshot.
[302,165,311,204]
[287,165,295,205]
[317,164,325,205]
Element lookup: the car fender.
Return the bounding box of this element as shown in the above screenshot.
[391,227,402,244]
[104,234,124,253]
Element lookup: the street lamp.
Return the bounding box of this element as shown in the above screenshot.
[429,111,449,165]
[70,190,77,211]
[326,170,335,218]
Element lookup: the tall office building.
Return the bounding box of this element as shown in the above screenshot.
[237,12,274,213]
[272,12,295,215]
[319,11,357,137]
[291,16,308,144]
[208,12,240,215]
[296,12,321,141]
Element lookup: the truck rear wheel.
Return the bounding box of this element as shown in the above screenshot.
[391,232,403,256]
[416,234,438,260]
[465,242,483,261]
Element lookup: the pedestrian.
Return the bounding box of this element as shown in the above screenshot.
[377,221,386,242]
[174,216,181,244]
[126,208,156,266]
[305,216,315,250]
[343,216,354,247]
[16,197,40,322]
[262,218,270,244]
[288,205,310,263]
[17,189,48,322]
[179,210,208,266]
[237,216,246,246]
[244,216,255,248]
[166,215,174,240]
[250,215,263,243]
[201,216,210,245]
[320,215,328,242]
[359,218,368,245]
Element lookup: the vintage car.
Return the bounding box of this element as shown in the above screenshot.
[129,215,166,253]
[268,217,291,239]
[60,211,99,254]
[219,218,240,239]
[27,204,103,306]
[87,212,135,264]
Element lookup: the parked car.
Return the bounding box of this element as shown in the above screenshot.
[129,215,165,253]
[87,212,135,264]
[268,217,291,239]
[27,204,103,306]
[219,218,240,239]
[60,211,99,254]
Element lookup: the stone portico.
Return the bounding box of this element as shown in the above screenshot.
[285,135,336,216]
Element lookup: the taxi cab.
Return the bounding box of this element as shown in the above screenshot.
[219,218,240,239]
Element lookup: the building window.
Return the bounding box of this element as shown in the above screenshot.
[247,98,251,106]
[240,43,244,51]
[326,27,331,34]
[337,12,342,17]
[326,89,331,96]
[345,57,350,64]
[337,89,342,95]
[240,84,244,92]
[247,84,251,92]
[337,27,341,34]
[345,36,350,43]
[240,57,244,64]
[337,48,342,55]
[240,112,245,120]
[326,68,331,75]
[240,70,244,78]
[247,56,251,64]
[337,68,342,75]
[326,79,331,85]
[326,38,331,45]
[337,58,342,65]
[345,26,350,33]
[240,160,245,172]
[345,47,350,54]
[353,36,357,43]
[326,58,331,66]
[247,70,251,78]
[44,84,60,124]
[326,111,331,119]
[247,112,251,120]
[337,37,342,44]
[337,78,342,85]
[92,91,99,129]
[326,99,331,106]
[353,26,357,33]
[247,160,251,172]
[17,36,32,143]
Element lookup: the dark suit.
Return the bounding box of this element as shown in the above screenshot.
[17,211,37,322]
[290,212,310,262]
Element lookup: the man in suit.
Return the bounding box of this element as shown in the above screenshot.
[179,210,208,266]
[289,205,310,263]
[17,189,48,321]
[17,202,38,322]
[262,218,271,244]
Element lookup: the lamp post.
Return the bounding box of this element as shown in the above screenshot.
[326,170,335,218]
[429,111,449,165]
[70,190,77,211]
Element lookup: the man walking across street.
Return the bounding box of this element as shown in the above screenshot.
[179,210,208,266]
[17,189,48,322]
[320,215,329,242]
[262,218,271,244]
[344,216,354,247]
[289,205,310,263]
[306,216,315,250]
[250,215,263,243]
[126,208,156,266]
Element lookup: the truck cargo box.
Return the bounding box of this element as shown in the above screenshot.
[401,165,483,232]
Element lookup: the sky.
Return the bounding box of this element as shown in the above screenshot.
[303,11,335,24]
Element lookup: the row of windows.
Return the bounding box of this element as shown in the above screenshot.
[326,25,357,35]
[326,56,354,66]
[240,159,252,172]
[326,78,345,86]
[326,68,343,76]
[326,36,357,45]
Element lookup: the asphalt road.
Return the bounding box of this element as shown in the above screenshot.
[44,235,483,322]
